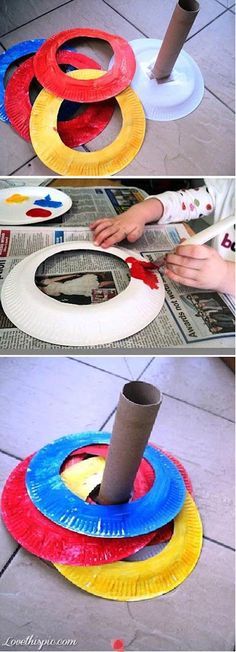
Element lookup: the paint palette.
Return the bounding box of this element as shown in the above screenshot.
[0,187,72,225]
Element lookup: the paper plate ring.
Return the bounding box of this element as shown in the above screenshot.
[29,68,145,176]
[129,38,204,121]
[63,442,193,544]
[148,444,193,544]
[26,431,186,538]
[1,454,154,565]
[54,493,203,601]
[0,39,45,123]
[1,241,165,346]
[33,28,136,102]
[5,52,114,146]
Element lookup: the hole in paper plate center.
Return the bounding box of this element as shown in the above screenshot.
[58,37,114,68]
[60,447,155,506]
[29,77,85,122]
[35,249,131,306]
[4,54,33,87]
[123,539,170,562]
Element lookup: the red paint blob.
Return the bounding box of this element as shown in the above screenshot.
[125,257,159,290]
[182,202,186,210]
[206,204,212,210]
[112,640,124,651]
[26,208,52,218]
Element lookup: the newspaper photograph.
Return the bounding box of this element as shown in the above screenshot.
[0,186,235,351]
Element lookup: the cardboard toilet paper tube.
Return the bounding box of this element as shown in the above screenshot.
[98,381,162,505]
[152,0,200,80]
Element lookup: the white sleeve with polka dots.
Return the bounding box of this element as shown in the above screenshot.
[146,185,215,224]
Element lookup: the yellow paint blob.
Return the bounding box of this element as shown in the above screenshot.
[5,193,29,203]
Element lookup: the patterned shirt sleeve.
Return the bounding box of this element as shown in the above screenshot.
[147,185,215,224]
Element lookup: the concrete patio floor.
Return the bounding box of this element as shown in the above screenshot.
[0,355,235,651]
[0,0,235,176]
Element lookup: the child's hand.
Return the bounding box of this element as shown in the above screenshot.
[164,244,229,291]
[90,198,163,248]
[90,211,145,248]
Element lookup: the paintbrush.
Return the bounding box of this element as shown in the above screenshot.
[154,214,236,270]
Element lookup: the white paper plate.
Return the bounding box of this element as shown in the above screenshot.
[0,187,72,225]
[1,241,165,346]
[128,39,204,121]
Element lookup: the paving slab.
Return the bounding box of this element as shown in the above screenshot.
[0,541,234,651]
[105,0,226,40]
[215,0,235,8]
[0,452,19,571]
[141,356,235,420]
[0,548,136,652]
[0,0,141,49]
[125,541,234,651]
[88,88,235,177]
[0,357,124,458]
[0,0,75,36]
[69,356,152,380]
[11,158,60,176]
[105,396,235,546]
[0,121,34,176]
[186,11,235,110]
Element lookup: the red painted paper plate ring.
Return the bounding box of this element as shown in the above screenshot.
[33,28,136,102]
[1,454,154,566]
[5,51,114,146]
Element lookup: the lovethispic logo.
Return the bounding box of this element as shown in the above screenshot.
[2,636,77,650]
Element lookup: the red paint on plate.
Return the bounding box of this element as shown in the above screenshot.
[125,256,159,290]
[26,208,52,218]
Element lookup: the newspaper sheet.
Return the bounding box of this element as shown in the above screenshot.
[0,186,235,351]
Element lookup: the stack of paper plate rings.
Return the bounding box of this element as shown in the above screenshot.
[1,30,146,175]
[1,431,203,601]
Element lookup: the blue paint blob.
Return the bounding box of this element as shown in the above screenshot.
[34,194,62,209]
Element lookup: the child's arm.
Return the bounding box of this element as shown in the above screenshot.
[165,245,235,296]
[90,198,164,248]
[90,184,214,248]
[152,184,214,224]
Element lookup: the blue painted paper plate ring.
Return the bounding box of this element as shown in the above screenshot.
[0,39,45,122]
[26,432,186,538]
[0,38,79,124]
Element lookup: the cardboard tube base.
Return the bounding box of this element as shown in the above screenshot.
[152,0,199,80]
[129,38,204,121]
[98,381,162,505]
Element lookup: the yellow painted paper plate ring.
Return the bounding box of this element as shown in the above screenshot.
[54,493,203,601]
[29,69,146,177]
[61,456,105,501]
